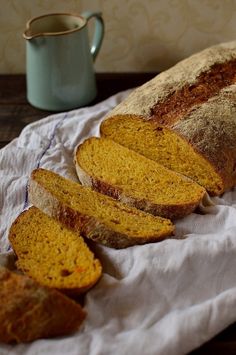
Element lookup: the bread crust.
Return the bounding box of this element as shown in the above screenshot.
[29,170,174,249]
[0,266,86,343]
[172,86,236,191]
[102,41,236,194]
[104,41,236,118]
[74,144,204,220]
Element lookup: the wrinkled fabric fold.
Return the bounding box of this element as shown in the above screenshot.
[0,89,236,355]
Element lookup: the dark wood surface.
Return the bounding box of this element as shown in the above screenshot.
[0,73,157,148]
[0,74,236,353]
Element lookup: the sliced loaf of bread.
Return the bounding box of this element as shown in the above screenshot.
[9,206,102,295]
[0,266,86,343]
[74,137,205,219]
[28,169,174,248]
[100,42,236,196]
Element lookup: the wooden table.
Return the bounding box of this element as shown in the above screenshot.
[0,74,236,354]
[0,73,157,148]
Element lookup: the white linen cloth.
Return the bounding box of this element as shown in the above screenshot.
[1,89,236,355]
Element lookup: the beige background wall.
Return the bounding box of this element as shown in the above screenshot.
[1,0,236,74]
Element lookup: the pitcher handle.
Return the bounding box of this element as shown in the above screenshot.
[82,11,104,61]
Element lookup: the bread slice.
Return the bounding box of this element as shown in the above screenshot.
[0,266,86,343]
[28,169,174,249]
[74,137,205,219]
[9,207,102,295]
[100,42,236,196]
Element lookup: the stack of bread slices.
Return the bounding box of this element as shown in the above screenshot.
[3,41,236,343]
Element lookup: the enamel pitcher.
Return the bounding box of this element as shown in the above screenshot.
[23,12,104,111]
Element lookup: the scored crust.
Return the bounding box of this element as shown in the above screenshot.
[101,42,236,194]
[172,86,236,190]
[104,41,236,119]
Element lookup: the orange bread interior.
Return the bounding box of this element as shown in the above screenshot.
[100,115,224,195]
[75,137,205,219]
[29,169,175,247]
[9,206,102,295]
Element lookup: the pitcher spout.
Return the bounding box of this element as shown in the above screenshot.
[23,13,87,41]
[23,18,42,40]
[23,28,35,40]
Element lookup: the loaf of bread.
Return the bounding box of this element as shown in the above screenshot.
[0,266,86,343]
[28,168,174,248]
[74,137,205,219]
[9,206,102,295]
[100,41,236,196]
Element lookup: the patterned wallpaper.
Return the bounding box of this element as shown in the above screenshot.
[1,0,236,73]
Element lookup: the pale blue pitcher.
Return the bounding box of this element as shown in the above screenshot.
[23,12,104,111]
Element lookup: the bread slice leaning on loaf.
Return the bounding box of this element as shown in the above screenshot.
[28,169,174,249]
[9,206,102,295]
[101,41,236,196]
[74,137,205,220]
[0,266,86,344]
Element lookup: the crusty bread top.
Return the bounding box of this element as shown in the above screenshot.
[105,41,236,118]
[101,42,236,193]
[0,266,86,343]
[173,84,236,173]
[171,84,236,192]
